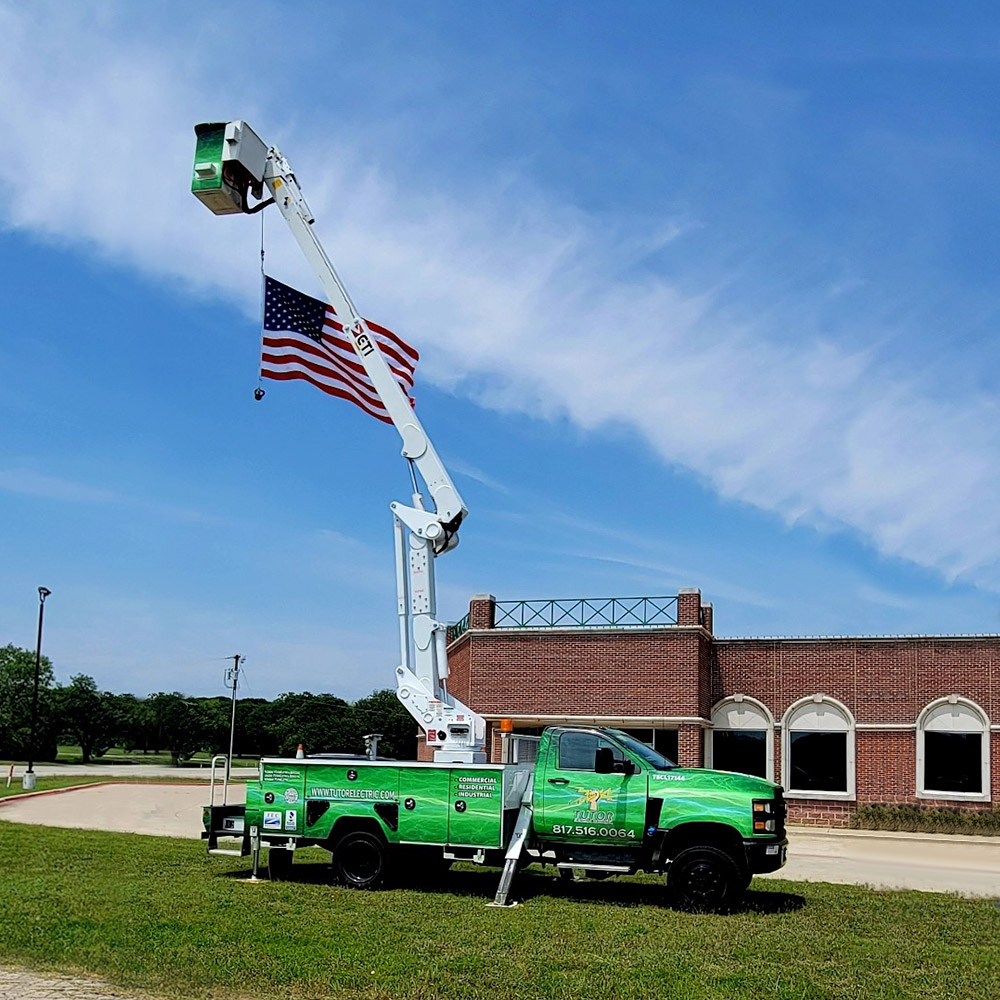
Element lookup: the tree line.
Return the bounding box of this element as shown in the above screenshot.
[0,644,416,764]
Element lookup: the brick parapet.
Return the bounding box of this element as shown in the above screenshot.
[677,589,701,627]
[468,594,496,630]
[462,628,712,718]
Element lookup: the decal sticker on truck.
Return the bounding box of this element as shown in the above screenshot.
[308,786,397,801]
[263,811,282,830]
[455,775,498,799]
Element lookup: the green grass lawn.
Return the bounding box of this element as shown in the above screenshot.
[0,821,998,1000]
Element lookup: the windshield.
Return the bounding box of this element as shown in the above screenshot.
[608,730,676,770]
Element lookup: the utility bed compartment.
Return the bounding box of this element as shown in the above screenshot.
[254,757,532,850]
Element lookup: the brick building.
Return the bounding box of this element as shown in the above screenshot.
[441,589,1000,826]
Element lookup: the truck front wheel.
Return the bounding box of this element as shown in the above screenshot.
[667,846,743,912]
[333,831,388,889]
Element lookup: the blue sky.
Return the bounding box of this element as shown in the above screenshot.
[2,2,1000,699]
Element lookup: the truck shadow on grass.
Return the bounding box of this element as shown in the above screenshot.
[221,862,805,915]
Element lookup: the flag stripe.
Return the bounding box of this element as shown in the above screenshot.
[262,368,393,423]
[261,275,418,423]
[264,336,413,404]
[262,339,390,412]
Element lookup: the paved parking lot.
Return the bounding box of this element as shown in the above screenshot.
[3,781,999,897]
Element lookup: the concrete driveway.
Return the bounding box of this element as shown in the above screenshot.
[3,782,999,897]
[0,782,245,838]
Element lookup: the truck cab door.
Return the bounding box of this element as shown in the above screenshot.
[537,731,647,847]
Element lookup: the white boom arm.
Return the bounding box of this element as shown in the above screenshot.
[193,121,486,762]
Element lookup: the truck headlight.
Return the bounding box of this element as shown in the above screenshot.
[752,798,776,833]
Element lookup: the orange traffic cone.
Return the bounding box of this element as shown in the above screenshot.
[295,744,304,759]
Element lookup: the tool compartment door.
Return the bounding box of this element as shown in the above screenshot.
[448,768,503,847]
[396,767,451,844]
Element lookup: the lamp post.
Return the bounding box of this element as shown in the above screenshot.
[23,586,51,791]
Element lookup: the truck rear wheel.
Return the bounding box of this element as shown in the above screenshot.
[333,831,388,889]
[267,847,293,881]
[667,846,742,912]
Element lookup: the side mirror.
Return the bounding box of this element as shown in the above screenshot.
[594,747,615,773]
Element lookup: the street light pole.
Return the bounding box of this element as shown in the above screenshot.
[24,586,51,791]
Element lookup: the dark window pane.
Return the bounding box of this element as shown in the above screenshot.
[654,729,678,764]
[789,731,847,792]
[924,732,982,794]
[714,730,767,778]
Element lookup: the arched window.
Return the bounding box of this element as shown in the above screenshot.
[782,696,855,799]
[917,697,990,801]
[707,696,774,781]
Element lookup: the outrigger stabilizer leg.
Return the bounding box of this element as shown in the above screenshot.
[488,775,534,908]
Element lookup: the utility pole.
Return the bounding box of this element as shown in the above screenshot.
[225,654,244,780]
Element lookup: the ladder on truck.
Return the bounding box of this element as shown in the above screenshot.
[203,755,249,857]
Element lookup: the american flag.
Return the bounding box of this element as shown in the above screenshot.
[261,275,418,423]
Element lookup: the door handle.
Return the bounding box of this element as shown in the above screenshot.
[548,777,569,785]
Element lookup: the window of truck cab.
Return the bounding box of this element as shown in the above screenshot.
[557,731,630,771]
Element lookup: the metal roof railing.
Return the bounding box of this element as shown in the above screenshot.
[493,596,679,630]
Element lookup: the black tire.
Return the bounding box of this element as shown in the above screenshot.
[333,831,388,889]
[267,846,293,881]
[667,846,743,912]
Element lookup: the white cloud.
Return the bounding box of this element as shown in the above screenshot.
[3,4,1000,594]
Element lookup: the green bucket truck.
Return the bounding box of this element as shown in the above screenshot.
[204,726,786,910]
[193,122,788,910]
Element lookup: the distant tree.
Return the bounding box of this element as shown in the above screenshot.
[234,698,278,758]
[268,692,357,756]
[352,688,417,760]
[52,674,114,763]
[198,696,232,756]
[0,644,56,760]
[106,692,155,753]
[148,692,206,765]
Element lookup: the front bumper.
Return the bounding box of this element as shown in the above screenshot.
[743,836,788,874]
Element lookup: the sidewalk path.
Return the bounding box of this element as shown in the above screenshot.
[757,825,1000,897]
